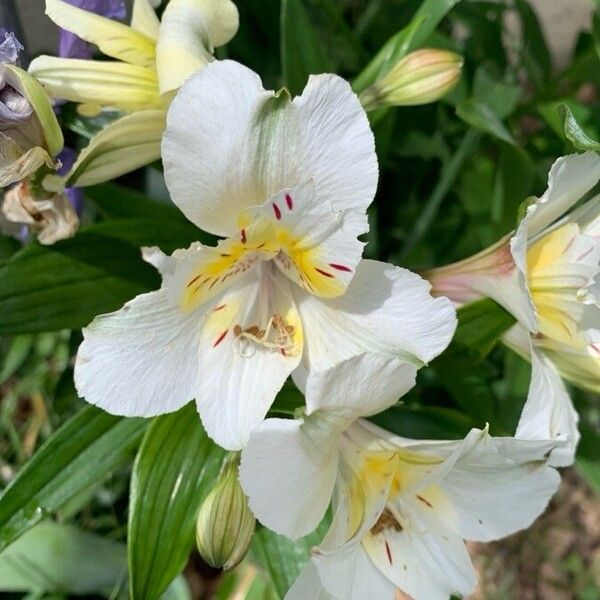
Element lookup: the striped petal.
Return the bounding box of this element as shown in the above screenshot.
[46,0,156,68]
[65,109,166,186]
[29,56,161,111]
[131,0,160,40]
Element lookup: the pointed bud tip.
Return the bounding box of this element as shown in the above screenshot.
[361,48,464,110]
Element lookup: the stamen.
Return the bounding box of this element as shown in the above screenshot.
[232,313,298,357]
[370,508,403,535]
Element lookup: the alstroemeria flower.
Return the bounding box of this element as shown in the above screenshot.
[74,60,457,450]
[427,152,600,465]
[239,353,561,600]
[28,0,239,186]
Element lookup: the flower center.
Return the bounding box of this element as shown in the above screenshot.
[232,313,297,357]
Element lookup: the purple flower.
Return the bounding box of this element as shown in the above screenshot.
[57,147,84,216]
[0,30,32,127]
[59,0,127,59]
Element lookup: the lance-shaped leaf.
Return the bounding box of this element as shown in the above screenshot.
[0,406,148,552]
[0,217,212,335]
[65,109,166,187]
[128,403,227,600]
[353,0,461,93]
[280,0,331,96]
[250,517,331,599]
[558,103,600,152]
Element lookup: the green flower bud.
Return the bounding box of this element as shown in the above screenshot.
[196,455,255,571]
[360,49,463,111]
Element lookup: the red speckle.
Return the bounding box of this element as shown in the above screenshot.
[591,344,600,355]
[209,278,219,290]
[213,304,226,312]
[220,253,231,257]
[417,495,433,508]
[187,274,201,288]
[315,267,334,278]
[385,541,393,565]
[273,203,282,220]
[213,330,228,347]
[329,263,352,272]
[285,194,293,210]
[577,247,593,262]
[256,242,265,249]
[241,229,246,244]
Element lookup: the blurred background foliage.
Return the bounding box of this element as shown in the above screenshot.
[0,0,599,598]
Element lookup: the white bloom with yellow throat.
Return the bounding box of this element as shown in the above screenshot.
[73,60,456,451]
[427,152,600,465]
[28,0,239,186]
[239,353,561,600]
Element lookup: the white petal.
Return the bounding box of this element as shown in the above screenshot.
[361,528,476,600]
[285,561,338,600]
[156,0,239,94]
[294,74,378,215]
[239,418,337,539]
[295,260,457,377]
[516,344,580,466]
[247,181,368,298]
[162,60,276,236]
[195,271,301,450]
[163,61,377,238]
[75,290,201,417]
[438,434,560,541]
[304,353,417,419]
[313,543,397,600]
[527,152,600,238]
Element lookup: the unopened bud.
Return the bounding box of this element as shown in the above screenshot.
[196,455,255,571]
[360,49,463,110]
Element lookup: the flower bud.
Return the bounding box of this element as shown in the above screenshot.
[196,455,255,571]
[360,49,463,110]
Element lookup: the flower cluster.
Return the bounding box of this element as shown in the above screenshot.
[6,0,598,598]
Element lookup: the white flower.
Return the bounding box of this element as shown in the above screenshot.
[427,152,600,464]
[239,354,561,600]
[74,61,456,450]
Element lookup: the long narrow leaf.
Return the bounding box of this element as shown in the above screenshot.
[0,406,147,552]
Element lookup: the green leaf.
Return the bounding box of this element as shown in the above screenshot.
[0,406,147,552]
[0,216,211,335]
[251,516,330,599]
[514,0,552,90]
[558,103,600,151]
[577,458,600,496]
[449,298,517,362]
[371,405,477,440]
[280,0,331,96]
[0,522,127,595]
[128,403,227,600]
[0,335,33,385]
[456,99,516,145]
